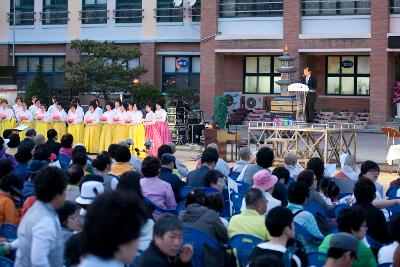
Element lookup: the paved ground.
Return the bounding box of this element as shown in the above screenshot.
[174,131,400,193]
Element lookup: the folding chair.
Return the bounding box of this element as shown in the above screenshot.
[0,223,17,240]
[228,234,263,267]
[0,256,14,267]
[307,252,327,267]
[304,200,332,218]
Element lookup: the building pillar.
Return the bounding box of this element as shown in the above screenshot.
[283,0,301,72]
[140,43,156,85]
[141,0,156,40]
[0,0,10,43]
[370,0,390,124]
[199,0,220,119]
[68,0,82,41]
[0,45,10,66]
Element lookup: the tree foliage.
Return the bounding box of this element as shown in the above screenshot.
[129,82,164,108]
[27,66,48,105]
[62,39,147,101]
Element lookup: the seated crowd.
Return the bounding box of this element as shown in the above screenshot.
[0,127,400,267]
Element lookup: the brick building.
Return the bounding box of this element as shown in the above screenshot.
[0,0,400,124]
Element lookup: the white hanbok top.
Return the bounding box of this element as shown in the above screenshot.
[131,111,143,125]
[100,110,114,124]
[12,104,22,116]
[113,110,129,124]
[144,111,156,125]
[67,110,83,124]
[47,104,57,115]
[77,105,84,117]
[0,107,14,121]
[84,111,100,125]
[95,107,103,117]
[36,111,50,122]
[155,108,167,122]
[51,109,67,122]
[18,110,33,122]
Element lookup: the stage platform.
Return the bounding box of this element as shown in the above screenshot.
[246,121,356,164]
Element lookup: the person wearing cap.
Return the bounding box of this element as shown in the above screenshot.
[75,180,104,220]
[323,232,359,267]
[0,137,17,167]
[228,188,270,241]
[248,206,303,267]
[206,143,230,177]
[232,147,252,173]
[240,169,281,216]
[318,206,376,267]
[237,147,274,186]
[19,128,36,153]
[0,174,23,225]
[159,153,185,202]
[15,166,69,267]
[167,142,189,178]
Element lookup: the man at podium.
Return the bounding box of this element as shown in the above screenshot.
[300,67,317,123]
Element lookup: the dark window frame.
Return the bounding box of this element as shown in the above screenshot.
[325,55,370,96]
[9,0,35,25]
[243,56,280,94]
[42,0,68,25]
[218,0,284,18]
[115,0,142,23]
[391,0,400,14]
[161,56,200,93]
[301,0,371,16]
[156,0,183,23]
[82,0,108,24]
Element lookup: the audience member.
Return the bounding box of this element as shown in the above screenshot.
[79,191,147,266]
[228,188,270,240]
[319,178,340,206]
[6,133,20,153]
[13,146,32,182]
[249,254,284,267]
[248,206,302,267]
[22,159,48,199]
[0,174,23,225]
[0,158,13,180]
[232,147,252,173]
[238,147,274,185]
[108,145,133,177]
[60,134,74,160]
[379,213,400,264]
[76,180,104,216]
[15,166,69,267]
[157,144,173,159]
[19,128,36,152]
[187,148,218,187]
[116,171,154,252]
[137,214,193,267]
[287,181,323,253]
[207,143,230,177]
[167,142,189,178]
[140,156,176,218]
[205,192,227,228]
[323,233,358,267]
[334,155,359,181]
[32,143,51,161]
[241,169,281,215]
[306,157,328,187]
[204,169,224,192]
[360,160,384,199]
[284,151,304,179]
[272,166,291,206]
[66,164,84,201]
[92,152,114,191]
[159,153,185,202]
[34,134,46,146]
[179,189,228,267]
[119,141,142,175]
[0,137,16,167]
[46,129,62,155]
[353,177,391,246]
[56,201,81,242]
[107,144,119,163]
[319,206,376,267]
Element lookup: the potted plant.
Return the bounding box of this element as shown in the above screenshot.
[393,81,400,118]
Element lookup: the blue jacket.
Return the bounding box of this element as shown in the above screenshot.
[159,167,185,202]
[186,165,210,187]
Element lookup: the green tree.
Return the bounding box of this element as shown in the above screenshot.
[62,39,147,101]
[129,82,164,108]
[27,66,48,105]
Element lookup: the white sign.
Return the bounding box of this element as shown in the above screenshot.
[288,83,309,92]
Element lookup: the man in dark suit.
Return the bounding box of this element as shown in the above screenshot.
[19,129,36,152]
[45,129,62,155]
[300,66,317,123]
[186,148,218,187]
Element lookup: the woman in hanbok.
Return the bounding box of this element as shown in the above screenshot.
[67,102,84,144]
[51,102,68,139]
[113,99,122,115]
[47,96,58,116]
[17,103,33,139]
[12,96,23,118]
[143,102,162,156]
[98,102,115,152]
[30,98,41,129]
[155,100,172,144]
[94,99,103,117]
[34,105,51,137]
[83,102,101,154]
[127,102,146,158]
[112,103,130,144]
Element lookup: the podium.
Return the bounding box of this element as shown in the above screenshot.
[288,83,309,122]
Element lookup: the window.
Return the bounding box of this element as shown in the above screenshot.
[156,0,183,22]
[191,0,201,22]
[243,56,280,94]
[81,0,108,24]
[219,0,283,18]
[326,56,370,96]
[162,56,200,93]
[9,0,35,25]
[302,0,371,16]
[42,0,68,25]
[115,0,142,23]
[392,0,400,14]
[15,56,65,94]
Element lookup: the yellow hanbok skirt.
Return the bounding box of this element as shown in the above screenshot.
[18,121,33,139]
[83,124,101,154]
[99,123,115,152]
[113,124,130,144]
[129,123,147,158]
[35,121,52,137]
[9,117,16,130]
[53,121,67,139]
[68,123,84,144]
[0,120,7,137]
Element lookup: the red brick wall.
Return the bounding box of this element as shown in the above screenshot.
[140,43,156,85]
[65,44,80,63]
[223,55,243,92]
[0,45,10,66]
[283,0,301,71]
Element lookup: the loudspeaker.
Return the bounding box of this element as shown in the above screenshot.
[189,124,205,144]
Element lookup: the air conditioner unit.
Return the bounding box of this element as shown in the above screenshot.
[243,94,264,110]
[223,92,242,112]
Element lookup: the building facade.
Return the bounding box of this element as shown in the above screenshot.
[0,0,400,124]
